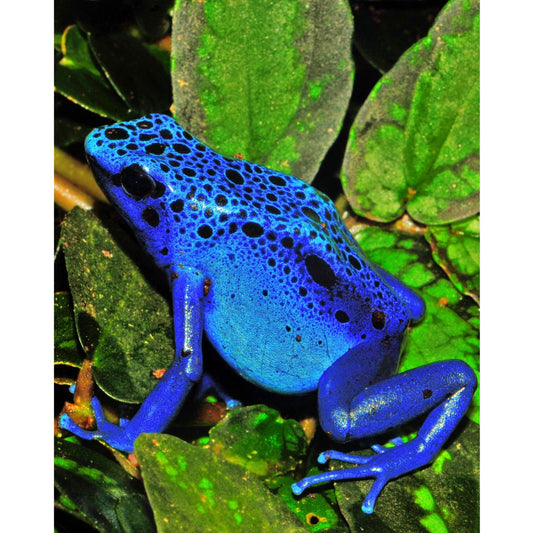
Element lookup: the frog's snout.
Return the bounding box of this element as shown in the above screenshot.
[85,154,108,187]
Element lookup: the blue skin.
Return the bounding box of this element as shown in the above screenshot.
[60,114,477,514]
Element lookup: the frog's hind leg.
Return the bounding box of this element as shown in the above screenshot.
[60,266,206,453]
[292,346,477,514]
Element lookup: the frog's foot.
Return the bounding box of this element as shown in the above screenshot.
[292,437,431,514]
[60,354,198,452]
[193,373,242,409]
[59,396,138,452]
[312,359,477,512]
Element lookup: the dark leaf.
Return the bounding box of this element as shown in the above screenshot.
[55,291,83,367]
[88,32,172,116]
[55,25,131,120]
[55,437,156,533]
[60,208,174,403]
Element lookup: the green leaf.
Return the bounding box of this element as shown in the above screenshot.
[54,291,83,367]
[55,25,130,121]
[342,0,479,224]
[55,438,156,533]
[135,433,307,532]
[425,215,479,303]
[333,422,479,532]
[171,0,354,183]
[60,208,174,403]
[206,405,308,478]
[355,226,479,422]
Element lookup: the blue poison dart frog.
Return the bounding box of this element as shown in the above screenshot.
[60,114,477,514]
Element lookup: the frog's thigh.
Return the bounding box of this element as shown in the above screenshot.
[317,338,402,441]
[318,344,476,444]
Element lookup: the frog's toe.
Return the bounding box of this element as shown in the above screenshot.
[362,476,388,514]
[225,399,242,409]
[371,437,404,454]
[390,436,405,447]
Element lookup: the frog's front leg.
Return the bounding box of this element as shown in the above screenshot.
[292,343,477,514]
[60,266,206,453]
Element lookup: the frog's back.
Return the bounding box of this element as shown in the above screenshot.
[85,114,415,394]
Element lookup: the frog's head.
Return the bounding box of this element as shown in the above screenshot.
[85,114,205,266]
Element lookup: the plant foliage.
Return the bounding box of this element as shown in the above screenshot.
[54,0,479,531]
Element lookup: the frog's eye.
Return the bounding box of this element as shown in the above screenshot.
[119,164,155,200]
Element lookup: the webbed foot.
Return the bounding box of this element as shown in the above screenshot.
[59,396,138,452]
[292,437,429,514]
